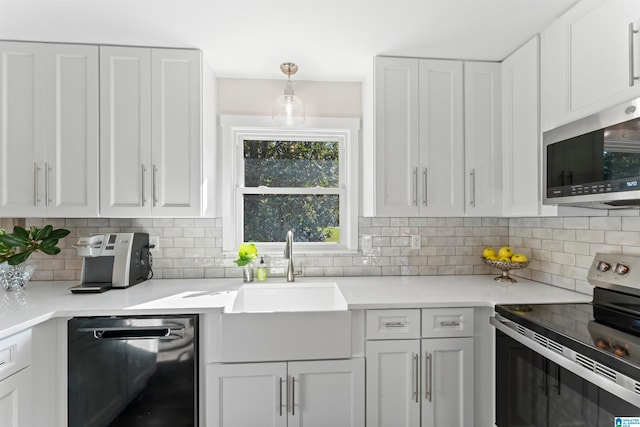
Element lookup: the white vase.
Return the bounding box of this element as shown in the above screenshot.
[0,264,35,291]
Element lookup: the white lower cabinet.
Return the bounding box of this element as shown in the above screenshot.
[365,309,474,427]
[366,340,420,427]
[0,329,33,427]
[421,337,473,427]
[208,358,364,427]
[0,367,32,427]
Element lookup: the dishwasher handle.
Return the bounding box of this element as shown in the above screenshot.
[83,326,185,340]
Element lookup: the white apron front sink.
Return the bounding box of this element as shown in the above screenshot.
[216,282,351,362]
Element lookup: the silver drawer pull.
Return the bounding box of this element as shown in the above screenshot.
[384,321,406,328]
[440,320,460,327]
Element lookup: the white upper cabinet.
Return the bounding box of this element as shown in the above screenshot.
[0,42,99,218]
[419,59,465,217]
[99,46,151,218]
[464,62,502,216]
[151,49,202,217]
[372,56,420,216]
[100,46,202,217]
[542,0,640,131]
[502,36,547,217]
[368,56,500,217]
[46,44,99,217]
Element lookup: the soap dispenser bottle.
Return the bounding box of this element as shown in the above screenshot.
[257,256,268,282]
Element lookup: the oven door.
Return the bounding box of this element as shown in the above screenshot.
[496,330,639,426]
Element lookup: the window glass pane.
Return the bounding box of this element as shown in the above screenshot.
[244,194,339,243]
[244,140,339,187]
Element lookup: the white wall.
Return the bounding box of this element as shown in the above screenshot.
[217,78,362,117]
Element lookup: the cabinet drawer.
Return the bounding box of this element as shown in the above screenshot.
[366,309,420,339]
[422,308,474,338]
[0,329,31,381]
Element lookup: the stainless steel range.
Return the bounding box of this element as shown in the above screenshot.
[491,253,640,426]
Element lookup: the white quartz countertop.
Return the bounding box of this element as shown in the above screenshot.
[0,274,592,340]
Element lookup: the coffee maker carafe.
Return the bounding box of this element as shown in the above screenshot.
[70,232,151,293]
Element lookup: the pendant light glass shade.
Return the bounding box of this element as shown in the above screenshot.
[273,62,305,126]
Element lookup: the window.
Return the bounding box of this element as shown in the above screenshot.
[220,116,359,253]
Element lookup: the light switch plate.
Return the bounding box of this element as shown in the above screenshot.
[411,235,421,249]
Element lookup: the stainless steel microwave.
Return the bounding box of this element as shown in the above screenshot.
[544,96,640,208]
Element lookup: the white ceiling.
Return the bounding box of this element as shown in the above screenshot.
[0,0,580,82]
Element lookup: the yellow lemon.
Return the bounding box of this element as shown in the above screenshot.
[498,247,514,259]
[482,247,496,258]
[511,254,528,263]
[485,255,498,261]
[498,256,512,262]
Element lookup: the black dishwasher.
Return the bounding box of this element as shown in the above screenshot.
[68,315,198,427]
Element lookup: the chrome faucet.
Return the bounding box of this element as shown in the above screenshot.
[284,230,295,282]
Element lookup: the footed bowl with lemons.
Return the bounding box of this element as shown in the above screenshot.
[481,246,529,283]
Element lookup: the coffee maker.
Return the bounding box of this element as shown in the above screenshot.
[70,232,151,293]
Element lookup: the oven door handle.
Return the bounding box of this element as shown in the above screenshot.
[81,326,185,340]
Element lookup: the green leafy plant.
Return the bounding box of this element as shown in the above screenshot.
[0,225,70,265]
[234,243,258,267]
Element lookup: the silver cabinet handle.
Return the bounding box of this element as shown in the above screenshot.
[290,376,296,416]
[469,168,476,207]
[45,162,51,206]
[384,321,406,328]
[630,23,639,86]
[440,320,460,327]
[279,377,284,416]
[152,164,158,207]
[425,352,433,402]
[412,353,419,403]
[413,167,418,206]
[33,162,40,206]
[423,167,428,206]
[141,164,147,206]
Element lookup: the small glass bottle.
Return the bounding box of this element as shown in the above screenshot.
[257,256,268,282]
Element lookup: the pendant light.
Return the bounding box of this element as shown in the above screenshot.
[273,62,305,126]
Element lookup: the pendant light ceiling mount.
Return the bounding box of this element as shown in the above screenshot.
[273,61,305,126]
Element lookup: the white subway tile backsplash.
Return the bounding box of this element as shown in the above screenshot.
[20,213,638,297]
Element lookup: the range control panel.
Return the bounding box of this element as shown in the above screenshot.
[588,252,640,294]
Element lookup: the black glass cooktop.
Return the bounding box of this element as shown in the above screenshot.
[496,301,640,380]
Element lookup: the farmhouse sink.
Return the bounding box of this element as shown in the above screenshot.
[216,282,352,362]
[226,282,348,313]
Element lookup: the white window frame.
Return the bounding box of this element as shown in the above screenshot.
[220,115,360,254]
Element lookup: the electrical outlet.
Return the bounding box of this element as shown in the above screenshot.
[411,234,421,249]
[362,234,373,253]
[149,236,160,253]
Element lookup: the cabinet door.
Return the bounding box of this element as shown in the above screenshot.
[100,46,152,217]
[542,0,640,130]
[208,362,287,427]
[0,41,45,217]
[422,337,473,427]
[288,358,364,427]
[419,59,464,216]
[502,36,544,217]
[0,367,32,427]
[151,49,202,216]
[366,340,420,427]
[45,44,99,217]
[374,56,420,216]
[464,62,502,216]
[569,0,640,115]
